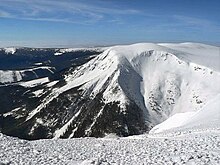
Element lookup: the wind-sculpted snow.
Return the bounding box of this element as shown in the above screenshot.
[0,129,220,165]
[159,43,220,71]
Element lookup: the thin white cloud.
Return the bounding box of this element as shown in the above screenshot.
[0,10,11,17]
[0,0,141,24]
[173,15,220,32]
[174,15,211,26]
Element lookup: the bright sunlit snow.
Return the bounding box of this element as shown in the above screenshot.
[0,130,219,165]
[3,47,17,54]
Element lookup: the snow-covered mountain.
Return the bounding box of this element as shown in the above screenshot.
[0,43,219,140]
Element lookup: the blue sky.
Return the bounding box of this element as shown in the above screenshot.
[0,0,220,47]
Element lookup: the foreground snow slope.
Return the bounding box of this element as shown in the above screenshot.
[0,129,220,165]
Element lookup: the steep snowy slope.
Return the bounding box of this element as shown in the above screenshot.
[150,93,220,134]
[1,43,219,139]
[149,43,220,134]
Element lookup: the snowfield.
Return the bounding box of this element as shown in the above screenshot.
[54,47,107,56]
[0,129,220,165]
[0,67,54,84]
[3,47,17,54]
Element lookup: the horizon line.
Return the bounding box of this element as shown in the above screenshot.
[1,41,220,49]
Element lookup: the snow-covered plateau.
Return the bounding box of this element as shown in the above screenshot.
[0,42,219,164]
[0,67,54,84]
[54,47,106,56]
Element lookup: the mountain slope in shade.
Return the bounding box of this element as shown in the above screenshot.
[0,43,219,139]
[0,47,103,84]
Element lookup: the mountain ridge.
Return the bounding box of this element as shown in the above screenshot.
[0,42,219,139]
